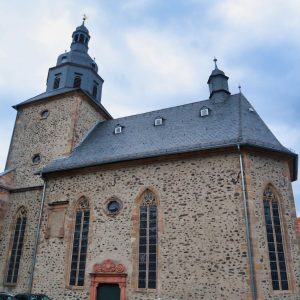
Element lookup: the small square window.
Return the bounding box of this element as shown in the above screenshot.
[114,126,122,134]
[200,108,209,117]
[154,118,163,126]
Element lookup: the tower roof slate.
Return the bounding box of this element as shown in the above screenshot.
[42,93,297,179]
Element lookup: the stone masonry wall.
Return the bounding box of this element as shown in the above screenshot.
[5,93,106,189]
[32,153,252,300]
[244,152,300,300]
[0,92,106,294]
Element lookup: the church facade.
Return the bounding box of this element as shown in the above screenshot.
[0,21,299,300]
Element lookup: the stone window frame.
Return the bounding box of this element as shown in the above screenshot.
[103,197,123,217]
[131,187,162,293]
[65,196,93,290]
[4,206,28,287]
[261,183,296,295]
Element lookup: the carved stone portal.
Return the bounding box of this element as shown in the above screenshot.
[90,260,127,300]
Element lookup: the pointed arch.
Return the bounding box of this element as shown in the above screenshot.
[263,184,289,290]
[132,188,161,291]
[6,206,27,284]
[69,196,90,287]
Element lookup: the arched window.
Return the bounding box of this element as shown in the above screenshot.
[69,197,90,286]
[79,34,84,44]
[138,190,157,290]
[92,84,98,98]
[73,75,81,88]
[6,207,27,284]
[263,185,289,290]
[53,76,60,89]
[74,34,78,42]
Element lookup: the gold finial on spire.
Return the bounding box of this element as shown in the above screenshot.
[82,14,88,25]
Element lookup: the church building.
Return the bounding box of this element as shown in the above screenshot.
[0,20,299,300]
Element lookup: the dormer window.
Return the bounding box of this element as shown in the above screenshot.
[114,125,122,134]
[154,117,163,126]
[200,107,209,117]
[73,75,82,88]
[53,76,60,89]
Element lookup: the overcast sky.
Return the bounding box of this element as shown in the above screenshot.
[0,0,299,214]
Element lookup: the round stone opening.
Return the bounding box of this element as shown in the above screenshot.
[41,109,49,119]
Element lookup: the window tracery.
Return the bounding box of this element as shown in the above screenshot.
[6,207,27,284]
[138,190,157,290]
[69,197,90,286]
[263,185,289,290]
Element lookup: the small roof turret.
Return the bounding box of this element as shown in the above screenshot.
[207,58,230,102]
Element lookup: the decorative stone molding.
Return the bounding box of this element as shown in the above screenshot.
[93,259,125,274]
[90,260,127,300]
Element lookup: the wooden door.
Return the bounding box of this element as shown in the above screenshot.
[97,283,120,300]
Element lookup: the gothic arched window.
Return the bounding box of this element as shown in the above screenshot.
[73,75,82,88]
[69,197,90,286]
[6,207,27,284]
[263,185,289,290]
[53,76,60,89]
[138,190,157,290]
[92,84,98,98]
[79,34,84,44]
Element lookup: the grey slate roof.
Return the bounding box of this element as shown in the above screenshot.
[13,87,112,119]
[42,93,297,176]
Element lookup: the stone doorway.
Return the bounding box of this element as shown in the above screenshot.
[90,260,127,300]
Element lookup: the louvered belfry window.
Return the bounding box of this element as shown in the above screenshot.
[138,190,157,289]
[263,186,289,290]
[6,207,27,284]
[70,198,90,286]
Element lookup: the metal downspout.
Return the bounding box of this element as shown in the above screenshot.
[29,177,47,292]
[237,144,256,300]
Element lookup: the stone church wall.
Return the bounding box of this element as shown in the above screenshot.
[244,152,300,300]
[32,153,253,300]
[5,93,106,189]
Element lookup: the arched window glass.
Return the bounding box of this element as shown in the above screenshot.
[6,207,27,284]
[53,76,60,89]
[69,198,90,286]
[92,85,98,98]
[138,190,157,289]
[263,185,289,290]
[73,76,81,88]
[79,34,84,44]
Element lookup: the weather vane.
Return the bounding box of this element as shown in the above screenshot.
[82,14,88,25]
